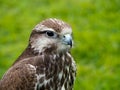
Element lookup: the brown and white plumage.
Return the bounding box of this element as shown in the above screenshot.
[0,18,76,90]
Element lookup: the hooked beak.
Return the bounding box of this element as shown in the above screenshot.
[62,34,73,47]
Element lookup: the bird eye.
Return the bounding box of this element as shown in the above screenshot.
[46,31,55,37]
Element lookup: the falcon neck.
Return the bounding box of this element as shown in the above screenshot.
[13,44,69,65]
[13,45,39,65]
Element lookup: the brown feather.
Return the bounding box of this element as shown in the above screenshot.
[0,18,76,90]
[40,18,71,33]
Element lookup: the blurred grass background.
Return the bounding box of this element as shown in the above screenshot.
[0,0,120,90]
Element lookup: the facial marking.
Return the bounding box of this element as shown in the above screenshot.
[31,37,56,53]
[34,24,55,32]
[30,18,73,54]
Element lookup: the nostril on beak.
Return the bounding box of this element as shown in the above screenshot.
[63,35,65,38]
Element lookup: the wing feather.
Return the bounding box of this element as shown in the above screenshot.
[0,56,45,90]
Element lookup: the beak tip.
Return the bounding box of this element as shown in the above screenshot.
[67,40,72,47]
[62,34,73,47]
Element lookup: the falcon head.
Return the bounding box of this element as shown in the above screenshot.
[30,18,73,54]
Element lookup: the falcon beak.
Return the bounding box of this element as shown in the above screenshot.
[62,34,73,47]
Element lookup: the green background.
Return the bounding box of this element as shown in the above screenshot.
[0,0,120,90]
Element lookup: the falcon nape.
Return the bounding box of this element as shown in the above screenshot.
[0,18,76,90]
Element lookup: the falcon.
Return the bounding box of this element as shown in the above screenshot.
[0,18,76,90]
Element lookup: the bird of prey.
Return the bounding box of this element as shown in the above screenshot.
[0,18,76,90]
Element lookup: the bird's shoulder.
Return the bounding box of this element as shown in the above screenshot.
[0,56,45,90]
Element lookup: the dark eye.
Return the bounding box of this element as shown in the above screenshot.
[46,31,55,37]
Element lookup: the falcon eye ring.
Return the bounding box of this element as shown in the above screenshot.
[45,31,57,38]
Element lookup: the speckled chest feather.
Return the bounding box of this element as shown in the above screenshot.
[35,52,76,90]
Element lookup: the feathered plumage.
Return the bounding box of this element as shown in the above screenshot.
[0,18,76,90]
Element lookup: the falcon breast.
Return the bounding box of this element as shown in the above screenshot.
[0,18,76,90]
